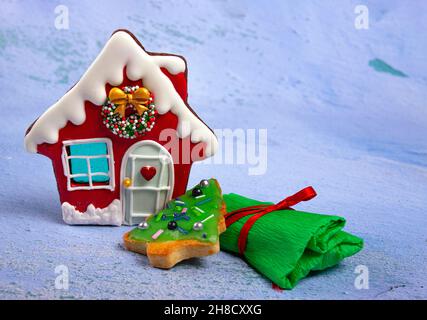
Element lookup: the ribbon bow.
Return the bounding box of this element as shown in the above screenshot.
[108,87,151,118]
[224,186,317,255]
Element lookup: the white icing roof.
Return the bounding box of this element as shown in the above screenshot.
[25,31,218,158]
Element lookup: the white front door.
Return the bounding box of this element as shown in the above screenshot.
[121,140,174,225]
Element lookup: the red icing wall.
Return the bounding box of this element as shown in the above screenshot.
[37,68,204,213]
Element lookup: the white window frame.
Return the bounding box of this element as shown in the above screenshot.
[61,138,115,191]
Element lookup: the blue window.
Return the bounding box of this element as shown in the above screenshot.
[63,139,114,191]
[66,142,111,185]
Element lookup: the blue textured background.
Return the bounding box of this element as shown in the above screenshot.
[1,0,426,299]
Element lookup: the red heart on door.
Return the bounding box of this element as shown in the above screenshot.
[140,166,156,181]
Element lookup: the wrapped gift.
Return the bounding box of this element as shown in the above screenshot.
[220,187,363,290]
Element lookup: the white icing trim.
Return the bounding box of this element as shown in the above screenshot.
[62,199,122,226]
[151,55,186,74]
[61,138,115,191]
[120,140,174,225]
[24,31,218,158]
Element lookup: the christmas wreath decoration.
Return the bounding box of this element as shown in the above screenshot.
[102,85,157,139]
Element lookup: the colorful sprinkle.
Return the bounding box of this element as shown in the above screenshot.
[155,214,162,222]
[195,194,206,199]
[201,214,214,223]
[192,207,204,216]
[175,200,185,206]
[195,197,212,206]
[173,212,190,221]
[152,229,164,240]
[177,227,189,234]
[181,208,188,214]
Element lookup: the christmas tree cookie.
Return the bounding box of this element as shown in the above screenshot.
[123,178,226,269]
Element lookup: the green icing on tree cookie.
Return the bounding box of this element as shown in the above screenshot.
[128,179,223,244]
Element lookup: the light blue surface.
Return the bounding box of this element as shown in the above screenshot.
[0,0,426,299]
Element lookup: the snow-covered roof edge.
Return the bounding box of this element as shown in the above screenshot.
[24,30,218,158]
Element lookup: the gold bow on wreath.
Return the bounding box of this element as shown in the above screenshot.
[108,87,151,118]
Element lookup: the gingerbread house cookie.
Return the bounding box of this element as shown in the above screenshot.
[24,30,218,226]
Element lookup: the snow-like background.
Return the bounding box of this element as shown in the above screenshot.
[1,0,426,299]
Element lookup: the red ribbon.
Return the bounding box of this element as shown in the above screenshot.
[224,186,317,256]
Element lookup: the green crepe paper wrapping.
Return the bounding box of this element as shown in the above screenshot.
[220,193,364,290]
